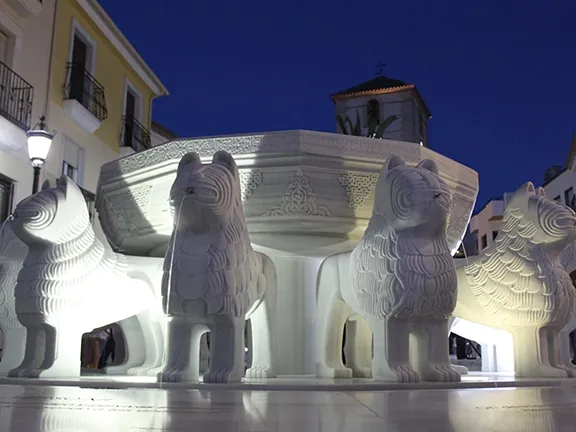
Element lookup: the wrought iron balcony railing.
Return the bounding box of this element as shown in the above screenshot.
[121,116,151,153]
[64,62,108,121]
[0,60,33,130]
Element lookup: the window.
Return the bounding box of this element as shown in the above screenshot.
[122,87,139,148]
[480,234,487,250]
[62,161,77,182]
[67,21,97,113]
[565,187,574,207]
[555,195,561,202]
[62,137,83,185]
[366,99,380,127]
[0,174,13,221]
[419,115,425,140]
[0,30,9,64]
[492,230,498,240]
[122,81,145,150]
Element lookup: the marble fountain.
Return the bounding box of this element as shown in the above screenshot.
[5,128,576,394]
[95,130,479,378]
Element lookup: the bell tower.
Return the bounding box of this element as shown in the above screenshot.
[331,72,431,147]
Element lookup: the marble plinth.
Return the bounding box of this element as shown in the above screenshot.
[2,382,576,431]
[0,373,571,391]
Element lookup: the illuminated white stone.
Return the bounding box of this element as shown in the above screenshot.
[8,177,162,379]
[158,151,277,383]
[0,222,28,375]
[316,155,460,382]
[97,131,479,376]
[453,183,576,378]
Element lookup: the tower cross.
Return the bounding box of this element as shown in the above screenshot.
[376,62,386,76]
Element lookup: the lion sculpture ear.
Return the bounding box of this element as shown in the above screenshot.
[212,150,238,176]
[382,155,405,174]
[41,179,51,191]
[416,159,439,175]
[56,175,83,200]
[514,182,536,198]
[178,152,201,170]
[536,187,546,197]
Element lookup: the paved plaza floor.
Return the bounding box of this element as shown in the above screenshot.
[2,376,576,431]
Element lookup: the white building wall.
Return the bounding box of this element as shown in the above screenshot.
[543,170,576,207]
[469,199,505,252]
[0,0,56,210]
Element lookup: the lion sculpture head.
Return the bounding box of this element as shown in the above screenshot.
[11,176,91,247]
[169,150,244,234]
[500,183,576,252]
[371,155,452,235]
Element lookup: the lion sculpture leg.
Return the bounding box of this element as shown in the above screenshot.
[106,256,166,377]
[158,251,277,384]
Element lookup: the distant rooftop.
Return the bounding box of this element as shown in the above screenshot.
[151,120,178,140]
[330,75,431,118]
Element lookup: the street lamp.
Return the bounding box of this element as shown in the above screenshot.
[26,115,55,194]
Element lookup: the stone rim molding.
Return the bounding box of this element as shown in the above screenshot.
[98,130,477,189]
[96,130,479,256]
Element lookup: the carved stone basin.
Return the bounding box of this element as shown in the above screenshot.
[96,130,479,257]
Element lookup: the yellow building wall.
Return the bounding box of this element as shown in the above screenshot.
[50,0,154,151]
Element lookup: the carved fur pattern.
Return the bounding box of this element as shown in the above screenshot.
[163,151,265,317]
[350,158,457,320]
[0,224,27,328]
[12,177,134,324]
[460,184,576,328]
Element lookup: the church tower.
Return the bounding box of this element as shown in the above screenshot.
[331,74,431,147]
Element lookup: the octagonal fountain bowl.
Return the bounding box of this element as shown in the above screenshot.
[96,130,478,257]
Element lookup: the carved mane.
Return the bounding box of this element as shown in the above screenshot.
[350,155,457,320]
[164,151,264,316]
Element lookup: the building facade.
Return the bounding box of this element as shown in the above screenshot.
[469,197,506,253]
[44,0,168,192]
[0,0,169,222]
[0,0,56,220]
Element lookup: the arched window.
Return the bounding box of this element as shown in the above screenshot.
[367,99,380,126]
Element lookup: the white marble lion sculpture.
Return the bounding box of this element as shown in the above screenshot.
[0,221,28,375]
[158,150,277,383]
[453,182,576,378]
[316,154,460,382]
[8,176,163,379]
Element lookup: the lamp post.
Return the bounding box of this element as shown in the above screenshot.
[26,116,55,194]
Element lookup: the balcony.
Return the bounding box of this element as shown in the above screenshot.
[63,63,107,134]
[0,60,33,131]
[4,0,42,18]
[120,116,151,155]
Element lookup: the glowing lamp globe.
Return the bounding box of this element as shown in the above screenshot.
[26,116,54,168]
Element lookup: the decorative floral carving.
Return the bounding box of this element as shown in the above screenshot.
[264,170,331,217]
[102,185,153,234]
[338,172,379,209]
[446,193,475,246]
[239,169,262,201]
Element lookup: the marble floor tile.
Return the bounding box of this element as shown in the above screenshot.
[1,384,576,431]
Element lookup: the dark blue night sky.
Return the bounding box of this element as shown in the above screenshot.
[100,0,576,208]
